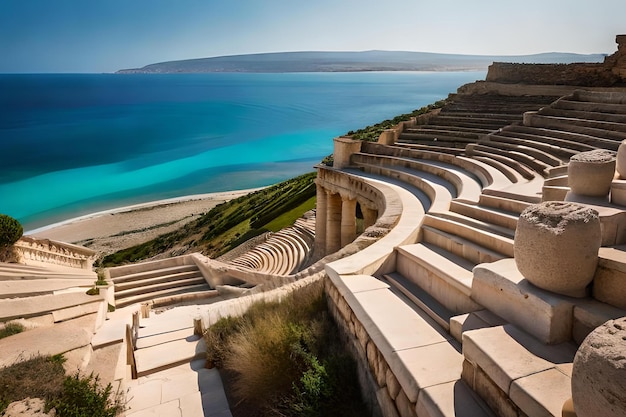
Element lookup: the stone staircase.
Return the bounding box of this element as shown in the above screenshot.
[109,256,216,309]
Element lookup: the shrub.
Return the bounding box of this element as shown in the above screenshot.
[0,322,25,339]
[51,372,125,417]
[207,282,367,416]
[0,214,23,247]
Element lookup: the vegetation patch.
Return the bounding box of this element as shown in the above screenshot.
[204,282,367,417]
[0,354,124,416]
[0,322,25,340]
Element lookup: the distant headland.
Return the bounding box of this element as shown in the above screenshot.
[116,50,606,73]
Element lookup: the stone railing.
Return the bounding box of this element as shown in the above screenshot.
[14,236,96,270]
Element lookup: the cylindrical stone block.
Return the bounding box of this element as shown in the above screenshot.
[616,139,626,178]
[514,201,601,297]
[572,317,626,417]
[568,149,616,197]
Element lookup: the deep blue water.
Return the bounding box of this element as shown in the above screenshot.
[0,71,485,231]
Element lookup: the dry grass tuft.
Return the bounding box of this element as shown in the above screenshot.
[205,281,367,417]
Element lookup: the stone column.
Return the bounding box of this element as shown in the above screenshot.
[362,206,378,230]
[314,183,328,257]
[341,196,357,247]
[326,192,342,254]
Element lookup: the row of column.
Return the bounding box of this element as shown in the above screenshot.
[315,184,378,257]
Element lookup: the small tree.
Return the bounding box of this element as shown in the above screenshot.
[0,214,23,248]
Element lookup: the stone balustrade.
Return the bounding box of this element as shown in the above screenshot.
[14,236,96,270]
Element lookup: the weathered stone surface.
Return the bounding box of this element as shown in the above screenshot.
[572,317,626,417]
[568,149,616,197]
[514,202,601,297]
[617,139,626,178]
[3,398,55,417]
[386,368,401,400]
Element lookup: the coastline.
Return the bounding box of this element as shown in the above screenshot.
[28,188,263,256]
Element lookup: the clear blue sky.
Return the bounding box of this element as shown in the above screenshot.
[1,0,624,73]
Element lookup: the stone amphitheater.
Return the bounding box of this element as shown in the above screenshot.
[2,35,626,417]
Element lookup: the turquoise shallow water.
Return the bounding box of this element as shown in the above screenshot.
[0,71,485,230]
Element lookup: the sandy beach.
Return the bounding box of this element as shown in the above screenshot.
[28,189,262,257]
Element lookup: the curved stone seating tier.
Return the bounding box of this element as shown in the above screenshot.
[466,143,548,178]
[492,125,599,154]
[350,152,483,203]
[227,215,315,276]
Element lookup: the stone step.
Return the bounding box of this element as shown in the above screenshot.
[115,276,207,299]
[114,270,204,292]
[421,225,507,266]
[107,256,195,279]
[395,243,481,314]
[115,283,213,308]
[0,277,95,299]
[470,155,522,183]
[539,105,626,124]
[111,264,199,284]
[466,145,538,180]
[526,114,626,141]
[568,89,626,107]
[399,132,481,145]
[497,125,596,153]
[395,142,466,155]
[0,291,102,322]
[511,124,621,150]
[423,214,515,258]
[449,310,507,344]
[0,313,97,368]
[554,95,626,115]
[462,324,577,417]
[479,137,565,166]
[427,211,515,240]
[449,200,519,231]
[384,272,453,332]
[407,124,493,135]
[467,143,550,177]
[134,335,206,377]
[478,193,533,215]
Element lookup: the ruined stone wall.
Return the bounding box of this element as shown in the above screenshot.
[486,35,626,87]
[485,62,619,86]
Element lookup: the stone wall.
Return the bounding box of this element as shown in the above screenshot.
[485,62,619,86]
[486,35,626,86]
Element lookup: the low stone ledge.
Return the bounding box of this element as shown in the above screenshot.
[472,258,575,344]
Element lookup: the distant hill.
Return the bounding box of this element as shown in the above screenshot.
[116,51,607,74]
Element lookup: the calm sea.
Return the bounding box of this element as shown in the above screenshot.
[0,71,485,231]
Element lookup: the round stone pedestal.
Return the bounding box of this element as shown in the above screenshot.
[616,139,626,178]
[572,317,626,417]
[568,149,616,197]
[514,201,601,297]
